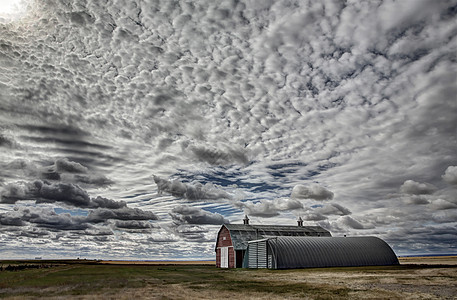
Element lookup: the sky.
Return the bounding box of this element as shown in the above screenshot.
[0,0,456,260]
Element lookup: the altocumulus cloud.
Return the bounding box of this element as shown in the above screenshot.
[169,205,229,225]
[291,184,334,201]
[442,166,457,186]
[1,180,125,209]
[0,0,456,259]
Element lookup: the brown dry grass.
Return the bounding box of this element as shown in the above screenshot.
[399,256,457,265]
[1,256,456,299]
[99,260,216,265]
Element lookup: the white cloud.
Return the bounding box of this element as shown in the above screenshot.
[429,199,457,211]
[237,198,303,218]
[169,205,229,225]
[291,184,334,201]
[154,176,231,201]
[337,215,375,230]
[400,180,437,195]
[442,166,457,185]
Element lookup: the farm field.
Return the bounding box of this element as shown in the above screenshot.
[0,257,456,299]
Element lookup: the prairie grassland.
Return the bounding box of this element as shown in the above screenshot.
[0,257,456,299]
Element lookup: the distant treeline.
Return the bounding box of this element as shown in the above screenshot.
[0,264,55,272]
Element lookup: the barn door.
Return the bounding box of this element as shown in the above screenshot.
[221,247,228,268]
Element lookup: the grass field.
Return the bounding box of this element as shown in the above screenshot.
[1,257,456,299]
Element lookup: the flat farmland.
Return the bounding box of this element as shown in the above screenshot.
[0,257,456,299]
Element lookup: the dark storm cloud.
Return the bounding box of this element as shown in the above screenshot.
[0,134,14,148]
[114,220,153,229]
[384,225,457,254]
[86,207,158,223]
[0,212,25,226]
[169,205,229,225]
[291,184,334,201]
[154,175,231,201]
[1,158,114,187]
[0,180,124,208]
[54,158,88,173]
[0,204,158,235]
[49,158,114,187]
[6,207,90,231]
[17,124,88,138]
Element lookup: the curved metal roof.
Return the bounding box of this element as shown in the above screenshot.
[268,236,399,268]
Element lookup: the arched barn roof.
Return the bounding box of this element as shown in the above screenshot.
[247,236,399,269]
[218,224,331,251]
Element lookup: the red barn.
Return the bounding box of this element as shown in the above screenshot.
[215,216,331,268]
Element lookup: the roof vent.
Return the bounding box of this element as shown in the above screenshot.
[243,215,249,225]
[297,216,303,227]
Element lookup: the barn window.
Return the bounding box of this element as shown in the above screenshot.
[223,237,226,240]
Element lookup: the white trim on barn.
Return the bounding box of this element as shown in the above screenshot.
[220,247,229,268]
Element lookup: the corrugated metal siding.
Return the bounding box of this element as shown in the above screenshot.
[248,239,268,268]
[257,240,267,268]
[248,242,257,268]
[268,236,399,269]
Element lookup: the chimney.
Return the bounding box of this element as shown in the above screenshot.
[297,216,303,227]
[243,215,249,225]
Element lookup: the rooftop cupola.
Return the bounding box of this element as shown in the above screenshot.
[297,216,303,227]
[243,215,250,225]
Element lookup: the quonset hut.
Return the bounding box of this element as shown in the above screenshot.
[215,216,399,269]
[245,236,399,269]
[215,216,331,268]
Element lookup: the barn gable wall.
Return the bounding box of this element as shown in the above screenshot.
[215,225,235,268]
[216,226,232,248]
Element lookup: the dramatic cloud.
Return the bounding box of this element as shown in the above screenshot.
[429,199,457,211]
[54,158,88,174]
[314,203,351,216]
[400,180,437,195]
[1,180,126,209]
[0,0,456,259]
[237,198,303,218]
[337,215,375,230]
[0,207,89,231]
[87,207,158,223]
[154,176,231,201]
[291,184,334,201]
[114,220,154,230]
[442,166,457,185]
[169,205,229,225]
